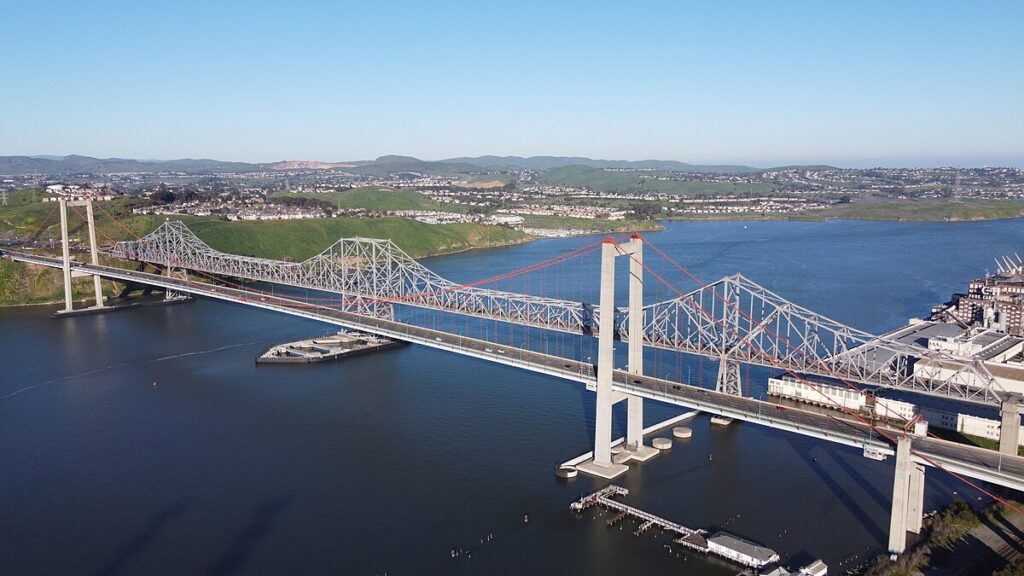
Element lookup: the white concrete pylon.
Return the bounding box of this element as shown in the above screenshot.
[85,200,105,308]
[626,234,645,451]
[59,198,74,313]
[591,239,620,470]
[888,436,925,556]
[579,235,654,479]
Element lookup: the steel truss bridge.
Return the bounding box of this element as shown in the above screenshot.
[106,220,1002,404]
[6,248,1024,494]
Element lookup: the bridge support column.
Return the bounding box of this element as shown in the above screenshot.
[578,235,654,480]
[164,267,177,300]
[624,235,656,461]
[586,240,628,477]
[1000,395,1021,456]
[163,267,189,301]
[84,200,105,308]
[888,436,925,556]
[715,355,742,397]
[714,277,743,401]
[58,198,74,313]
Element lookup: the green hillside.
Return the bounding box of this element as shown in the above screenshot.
[808,199,1024,222]
[0,192,529,306]
[184,217,526,260]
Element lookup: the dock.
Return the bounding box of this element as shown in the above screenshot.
[570,486,788,571]
[256,331,403,364]
[570,485,706,544]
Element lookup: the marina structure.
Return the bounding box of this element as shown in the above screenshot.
[570,486,822,573]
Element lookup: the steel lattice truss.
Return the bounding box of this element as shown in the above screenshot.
[109,221,1005,403]
[630,274,1004,403]
[109,221,590,332]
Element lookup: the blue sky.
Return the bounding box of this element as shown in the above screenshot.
[1,1,1021,167]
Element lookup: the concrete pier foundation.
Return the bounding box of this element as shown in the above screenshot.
[888,436,925,556]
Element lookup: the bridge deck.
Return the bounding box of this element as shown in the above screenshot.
[7,249,1024,492]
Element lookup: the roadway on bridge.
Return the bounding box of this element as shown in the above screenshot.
[7,249,1024,492]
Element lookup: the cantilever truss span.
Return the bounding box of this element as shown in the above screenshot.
[630,274,1004,404]
[109,220,591,332]
[109,221,1004,404]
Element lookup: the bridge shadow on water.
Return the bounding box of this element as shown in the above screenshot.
[782,434,888,545]
[204,494,291,576]
[89,500,190,576]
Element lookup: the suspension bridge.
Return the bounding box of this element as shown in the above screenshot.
[5,198,1024,556]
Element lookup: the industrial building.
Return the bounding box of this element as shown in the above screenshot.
[954,257,1024,337]
[706,532,780,568]
[768,375,1024,447]
[767,376,866,412]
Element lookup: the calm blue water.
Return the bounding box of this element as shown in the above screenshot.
[2,219,1023,575]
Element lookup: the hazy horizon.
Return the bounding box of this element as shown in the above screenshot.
[8,152,1023,171]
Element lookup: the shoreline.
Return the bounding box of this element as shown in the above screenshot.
[661,213,1024,223]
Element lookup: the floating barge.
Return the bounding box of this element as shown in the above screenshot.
[570,486,826,575]
[256,331,403,364]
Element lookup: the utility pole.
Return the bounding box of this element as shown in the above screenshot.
[1,190,7,207]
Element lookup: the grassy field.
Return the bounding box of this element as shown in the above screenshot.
[809,199,1024,221]
[659,199,1024,223]
[538,165,776,195]
[184,217,527,260]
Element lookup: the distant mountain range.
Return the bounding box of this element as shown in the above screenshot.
[0,154,803,176]
[442,155,762,173]
[2,155,260,175]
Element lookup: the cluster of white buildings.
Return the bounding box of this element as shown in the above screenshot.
[665,198,828,216]
[387,211,524,227]
[42,184,115,201]
[498,204,627,220]
[521,227,595,238]
[133,199,329,221]
[768,370,1024,448]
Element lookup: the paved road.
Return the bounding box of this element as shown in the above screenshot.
[8,250,1024,492]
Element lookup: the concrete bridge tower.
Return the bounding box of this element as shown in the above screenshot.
[577,235,659,479]
[56,197,106,314]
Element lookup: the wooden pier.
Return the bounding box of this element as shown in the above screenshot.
[570,485,707,551]
[570,486,786,570]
